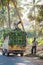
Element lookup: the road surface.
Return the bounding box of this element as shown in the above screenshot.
[0,52,38,65]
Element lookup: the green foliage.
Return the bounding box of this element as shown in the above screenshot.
[28,0,42,22]
[9,28,26,47]
[28,37,43,45]
[36,5,43,22]
[3,28,10,39]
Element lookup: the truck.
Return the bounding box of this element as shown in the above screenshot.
[2,28,27,56]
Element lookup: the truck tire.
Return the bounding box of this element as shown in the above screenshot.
[16,53,18,56]
[7,52,9,56]
[2,49,7,55]
[2,51,5,55]
[21,53,23,56]
[2,49,6,55]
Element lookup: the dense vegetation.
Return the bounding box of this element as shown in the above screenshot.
[0,0,43,46]
[9,28,26,47]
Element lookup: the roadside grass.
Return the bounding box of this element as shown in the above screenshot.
[39,55,43,59]
[0,39,3,47]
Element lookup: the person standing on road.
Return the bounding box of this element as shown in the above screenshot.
[31,37,38,55]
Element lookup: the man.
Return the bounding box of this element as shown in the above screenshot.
[14,21,21,29]
[31,37,38,55]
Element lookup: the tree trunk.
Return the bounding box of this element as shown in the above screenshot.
[12,0,25,31]
[33,0,36,38]
[7,0,11,28]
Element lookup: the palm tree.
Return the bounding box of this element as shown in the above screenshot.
[0,0,10,28]
[7,0,11,28]
[0,0,5,28]
[0,0,25,30]
[36,5,43,36]
[12,0,25,31]
[28,0,42,37]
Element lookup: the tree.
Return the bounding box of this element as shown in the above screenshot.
[0,0,6,28]
[36,5,43,36]
[7,0,11,28]
[0,0,11,28]
[12,0,25,31]
[36,5,43,22]
[0,0,25,30]
[28,0,42,21]
[27,0,42,37]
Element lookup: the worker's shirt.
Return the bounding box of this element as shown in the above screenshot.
[32,41,37,46]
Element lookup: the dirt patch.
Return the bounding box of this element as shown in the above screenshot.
[25,45,43,56]
[25,44,43,65]
[28,57,43,65]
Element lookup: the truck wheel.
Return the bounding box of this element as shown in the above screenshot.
[2,49,7,55]
[7,53,9,56]
[16,53,18,56]
[2,49,6,55]
[21,53,23,56]
[2,51,5,55]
